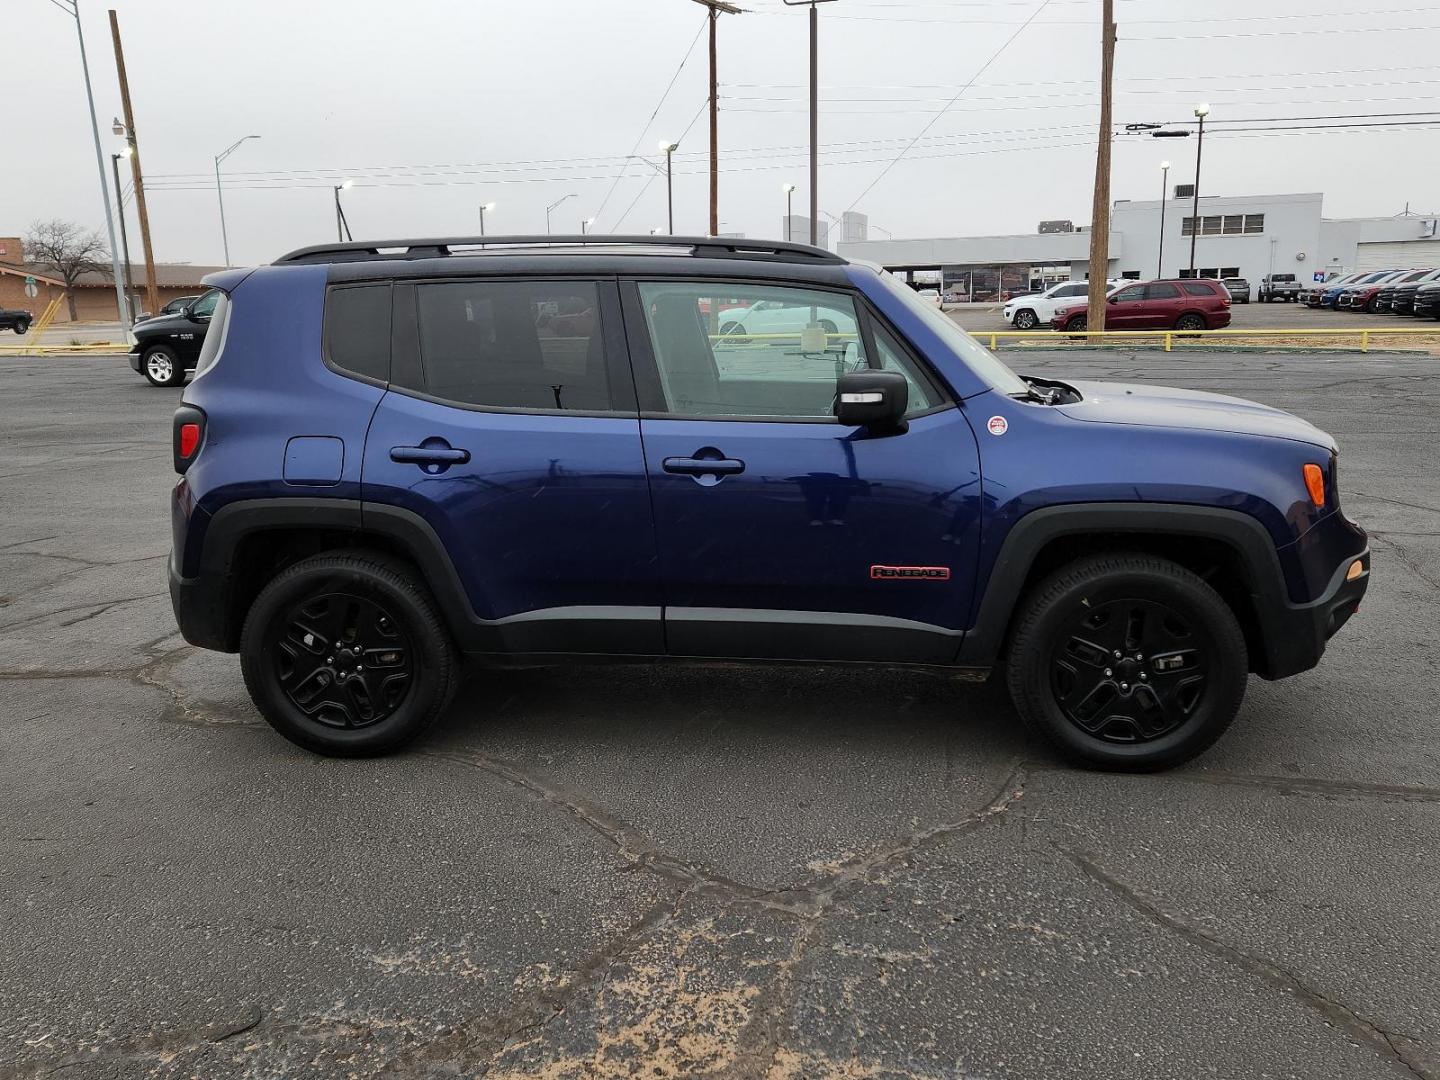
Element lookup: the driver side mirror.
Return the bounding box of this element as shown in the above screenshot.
[836,370,908,435]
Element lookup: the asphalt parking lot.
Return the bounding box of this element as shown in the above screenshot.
[2,349,1438,1080]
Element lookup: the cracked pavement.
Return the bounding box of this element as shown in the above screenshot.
[1,350,1437,1079]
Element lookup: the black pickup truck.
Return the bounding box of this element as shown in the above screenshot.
[1258,273,1301,303]
[0,306,33,334]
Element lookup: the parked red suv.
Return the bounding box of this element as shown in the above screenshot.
[1051,278,1232,331]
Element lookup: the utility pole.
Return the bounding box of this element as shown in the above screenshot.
[1085,0,1116,333]
[109,151,136,320]
[479,202,495,236]
[783,0,838,247]
[1188,104,1210,276]
[658,145,678,233]
[108,10,157,317]
[692,0,741,238]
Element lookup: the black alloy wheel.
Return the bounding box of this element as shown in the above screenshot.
[1005,553,1248,770]
[268,592,413,729]
[240,552,458,756]
[1048,597,1210,744]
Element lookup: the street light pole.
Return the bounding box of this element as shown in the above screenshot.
[479,202,495,236]
[659,142,678,233]
[782,0,838,247]
[783,183,795,240]
[581,217,595,235]
[1189,103,1209,276]
[1158,161,1170,278]
[55,0,128,326]
[333,180,353,242]
[214,135,260,267]
[546,193,577,235]
[110,151,136,321]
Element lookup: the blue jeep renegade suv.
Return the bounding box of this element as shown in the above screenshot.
[167,235,1369,769]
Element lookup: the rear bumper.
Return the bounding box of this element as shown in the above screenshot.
[169,550,230,651]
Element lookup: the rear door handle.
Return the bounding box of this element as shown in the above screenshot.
[663,456,745,476]
[391,446,471,465]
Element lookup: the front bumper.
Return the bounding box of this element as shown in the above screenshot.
[1258,545,1369,680]
[128,346,142,373]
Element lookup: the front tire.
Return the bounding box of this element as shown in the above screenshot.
[1013,309,1038,330]
[240,552,458,756]
[1005,553,1247,771]
[142,344,186,387]
[1065,315,1088,333]
[14,321,29,335]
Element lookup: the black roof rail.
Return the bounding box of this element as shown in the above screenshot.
[272,234,846,266]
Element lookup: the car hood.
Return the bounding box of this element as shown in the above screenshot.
[133,313,192,336]
[1056,380,1335,450]
[1004,292,1042,305]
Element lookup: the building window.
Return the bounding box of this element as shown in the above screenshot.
[1122,270,1142,279]
[1181,214,1265,238]
[1220,266,1240,278]
[1178,269,1197,278]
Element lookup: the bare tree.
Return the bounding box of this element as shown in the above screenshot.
[25,220,109,321]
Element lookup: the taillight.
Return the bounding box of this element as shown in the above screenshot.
[173,404,206,474]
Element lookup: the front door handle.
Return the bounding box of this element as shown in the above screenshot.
[663,455,745,476]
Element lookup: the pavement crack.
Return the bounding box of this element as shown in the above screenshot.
[1370,531,1440,592]
[1347,489,1440,517]
[426,749,783,909]
[402,891,694,1075]
[1171,768,1440,804]
[0,591,165,634]
[1060,846,1437,1080]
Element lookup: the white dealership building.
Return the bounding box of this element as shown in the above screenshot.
[836,192,1440,300]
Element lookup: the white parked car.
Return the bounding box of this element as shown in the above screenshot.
[1003,280,1125,330]
[717,298,858,338]
[917,288,942,306]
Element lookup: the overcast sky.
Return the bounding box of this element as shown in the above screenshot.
[7,0,1438,267]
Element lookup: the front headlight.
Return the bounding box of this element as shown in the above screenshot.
[126,330,138,347]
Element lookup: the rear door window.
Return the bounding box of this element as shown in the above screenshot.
[407,280,617,412]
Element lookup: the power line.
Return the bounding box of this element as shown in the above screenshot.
[590,15,708,228]
[843,0,1056,212]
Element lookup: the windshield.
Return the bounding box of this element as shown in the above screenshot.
[871,270,1029,397]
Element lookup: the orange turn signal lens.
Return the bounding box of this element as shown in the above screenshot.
[1303,463,1326,507]
[1346,559,1366,582]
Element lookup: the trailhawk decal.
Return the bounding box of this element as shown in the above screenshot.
[987,415,1008,436]
[870,565,951,581]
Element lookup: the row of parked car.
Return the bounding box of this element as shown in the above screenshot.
[1296,268,1440,316]
[1001,278,1233,332]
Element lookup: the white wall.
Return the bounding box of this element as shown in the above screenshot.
[1110,192,1323,283]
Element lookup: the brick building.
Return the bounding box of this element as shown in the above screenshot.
[0,235,223,322]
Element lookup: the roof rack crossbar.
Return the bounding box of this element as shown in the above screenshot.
[273,234,845,265]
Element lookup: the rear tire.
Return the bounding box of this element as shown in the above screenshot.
[1175,313,1206,331]
[1005,553,1248,771]
[240,552,458,757]
[142,344,186,387]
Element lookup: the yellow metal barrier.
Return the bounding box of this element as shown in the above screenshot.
[23,295,66,344]
[0,342,127,355]
[979,327,1440,352]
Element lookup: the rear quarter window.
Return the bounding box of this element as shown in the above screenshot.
[325,283,392,384]
[1181,281,1219,297]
